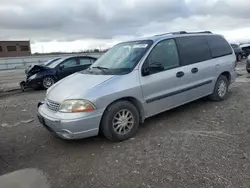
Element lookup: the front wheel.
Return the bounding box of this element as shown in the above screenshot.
[42,76,55,89]
[209,75,229,101]
[101,101,140,142]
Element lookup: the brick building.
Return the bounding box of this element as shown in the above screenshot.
[0,41,31,58]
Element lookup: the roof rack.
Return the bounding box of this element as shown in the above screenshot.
[154,31,212,36]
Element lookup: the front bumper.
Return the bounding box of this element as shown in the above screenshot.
[37,103,103,139]
[20,78,42,89]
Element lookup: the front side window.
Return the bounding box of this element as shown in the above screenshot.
[145,39,179,74]
[60,58,77,68]
[83,40,153,75]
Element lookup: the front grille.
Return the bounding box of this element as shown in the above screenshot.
[46,98,60,111]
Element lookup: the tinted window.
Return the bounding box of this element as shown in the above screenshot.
[176,36,211,66]
[61,58,77,68]
[147,39,179,73]
[79,58,91,65]
[206,35,232,58]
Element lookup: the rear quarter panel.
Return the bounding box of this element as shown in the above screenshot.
[216,53,236,84]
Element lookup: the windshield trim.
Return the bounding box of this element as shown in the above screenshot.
[87,40,154,75]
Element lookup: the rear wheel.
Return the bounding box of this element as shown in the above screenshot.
[42,76,55,89]
[247,70,250,73]
[209,75,229,101]
[101,101,140,142]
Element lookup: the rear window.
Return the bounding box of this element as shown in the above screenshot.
[206,35,232,58]
[176,36,211,66]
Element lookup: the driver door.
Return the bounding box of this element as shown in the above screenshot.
[140,39,188,117]
[57,57,78,79]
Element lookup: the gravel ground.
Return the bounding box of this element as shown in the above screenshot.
[0,72,250,187]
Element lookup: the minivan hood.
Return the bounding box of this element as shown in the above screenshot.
[46,73,115,102]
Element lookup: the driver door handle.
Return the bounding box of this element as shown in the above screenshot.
[191,68,198,74]
[176,71,184,78]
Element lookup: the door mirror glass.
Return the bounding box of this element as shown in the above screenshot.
[142,66,150,76]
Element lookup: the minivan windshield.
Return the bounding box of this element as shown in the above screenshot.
[84,40,153,75]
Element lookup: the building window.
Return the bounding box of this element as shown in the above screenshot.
[20,45,30,51]
[7,46,17,52]
[0,46,2,52]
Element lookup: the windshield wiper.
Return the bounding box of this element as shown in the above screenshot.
[92,66,109,74]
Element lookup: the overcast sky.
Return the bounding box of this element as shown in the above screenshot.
[1,0,250,53]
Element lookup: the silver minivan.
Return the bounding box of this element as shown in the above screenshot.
[38,31,237,142]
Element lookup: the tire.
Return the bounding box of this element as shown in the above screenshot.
[101,100,140,142]
[42,76,55,89]
[209,75,229,101]
[247,70,250,74]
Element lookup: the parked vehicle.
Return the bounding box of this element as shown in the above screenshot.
[37,31,237,142]
[240,43,250,57]
[24,57,61,75]
[20,56,97,91]
[246,56,250,73]
[230,43,244,61]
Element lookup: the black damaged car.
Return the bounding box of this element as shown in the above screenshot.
[20,56,97,91]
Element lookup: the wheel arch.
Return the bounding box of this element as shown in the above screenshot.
[101,97,145,124]
[220,71,231,83]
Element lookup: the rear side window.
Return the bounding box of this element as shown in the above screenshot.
[206,35,232,58]
[176,36,211,66]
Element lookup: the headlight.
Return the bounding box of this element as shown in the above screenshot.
[29,74,37,80]
[59,100,95,113]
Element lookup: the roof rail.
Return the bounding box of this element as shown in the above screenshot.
[154,31,212,36]
[185,31,212,34]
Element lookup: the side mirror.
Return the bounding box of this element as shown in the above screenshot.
[142,66,150,76]
[142,62,164,76]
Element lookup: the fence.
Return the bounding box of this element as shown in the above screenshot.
[0,52,103,70]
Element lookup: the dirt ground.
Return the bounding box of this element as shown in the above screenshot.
[0,63,250,188]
